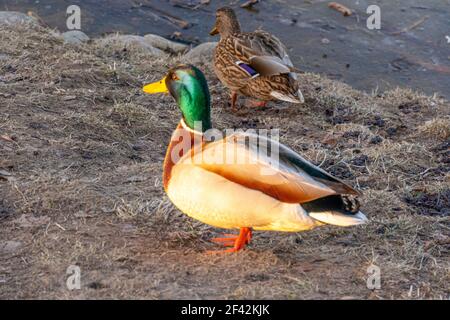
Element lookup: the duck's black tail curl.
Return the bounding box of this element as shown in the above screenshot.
[302,195,368,227]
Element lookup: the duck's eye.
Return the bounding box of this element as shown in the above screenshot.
[172,73,180,81]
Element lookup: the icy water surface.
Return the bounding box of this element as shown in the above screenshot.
[2,0,450,99]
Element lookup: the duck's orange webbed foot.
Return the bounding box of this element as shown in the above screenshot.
[246,100,267,108]
[230,92,238,112]
[207,227,252,254]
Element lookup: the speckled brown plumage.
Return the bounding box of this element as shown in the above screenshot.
[210,7,304,109]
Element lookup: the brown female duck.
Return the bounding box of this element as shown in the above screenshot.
[210,6,304,111]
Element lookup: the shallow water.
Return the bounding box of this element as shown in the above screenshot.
[2,0,450,99]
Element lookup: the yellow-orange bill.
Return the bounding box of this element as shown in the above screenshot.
[209,25,218,36]
[143,77,168,94]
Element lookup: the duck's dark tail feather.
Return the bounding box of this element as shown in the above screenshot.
[303,195,368,227]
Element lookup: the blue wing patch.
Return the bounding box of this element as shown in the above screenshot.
[235,61,260,78]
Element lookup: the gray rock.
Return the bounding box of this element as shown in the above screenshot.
[143,34,188,54]
[0,11,38,27]
[97,35,166,57]
[184,42,217,62]
[62,30,90,45]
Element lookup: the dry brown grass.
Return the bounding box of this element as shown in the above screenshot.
[418,118,450,140]
[0,25,449,299]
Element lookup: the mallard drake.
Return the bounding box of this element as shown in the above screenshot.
[210,6,304,111]
[143,65,367,253]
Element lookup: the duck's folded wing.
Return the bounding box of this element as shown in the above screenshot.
[251,30,295,68]
[248,56,291,77]
[228,31,297,77]
[180,132,359,204]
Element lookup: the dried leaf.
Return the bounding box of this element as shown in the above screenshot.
[0,135,14,143]
[241,0,260,10]
[328,2,352,16]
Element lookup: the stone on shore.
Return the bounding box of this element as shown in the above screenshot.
[184,42,217,62]
[0,11,38,27]
[62,30,90,44]
[143,34,188,54]
[96,34,166,57]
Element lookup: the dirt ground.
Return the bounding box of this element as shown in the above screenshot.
[0,24,449,299]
